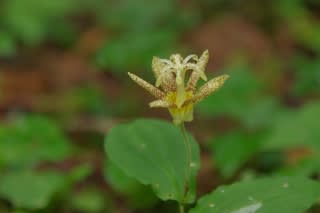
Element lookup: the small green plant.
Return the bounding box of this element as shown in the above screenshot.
[104,51,320,212]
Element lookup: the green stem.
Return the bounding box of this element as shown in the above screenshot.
[179,122,192,202]
[179,203,185,213]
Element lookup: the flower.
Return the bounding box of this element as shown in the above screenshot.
[128,50,229,125]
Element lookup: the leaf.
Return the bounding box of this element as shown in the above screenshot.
[197,61,279,129]
[239,98,281,129]
[264,102,320,151]
[1,0,77,45]
[291,55,320,96]
[96,30,178,72]
[0,171,65,209]
[278,0,320,53]
[100,0,196,32]
[262,102,320,175]
[70,187,110,213]
[190,176,320,213]
[104,119,200,204]
[210,131,263,178]
[104,160,158,208]
[0,115,72,168]
[68,164,93,183]
[0,31,16,56]
[278,157,320,177]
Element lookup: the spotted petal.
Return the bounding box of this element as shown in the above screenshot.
[192,74,229,104]
[128,72,165,99]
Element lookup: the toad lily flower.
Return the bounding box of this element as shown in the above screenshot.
[128,50,229,125]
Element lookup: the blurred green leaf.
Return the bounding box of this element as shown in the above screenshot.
[100,0,197,32]
[291,55,320,97]
[96,30,178,72]
[104,160,158,208]
[0,31,16,57]
[0,171,65,210]
[190,176,320,213]
[198,62,261,117]
[105,119,200,204]
[198,61,279,128]
[263,102,320,175]
[62,86,109,116]
[240,98,281,129]
[278,157,320,177]
[0,115,72,168]
[0,0,77,46]
[70,187,109,213]
[95,0,198,72]
[264,102,320,150]
[210,131,264,178]
[278,0,320,53]
[69,164,93,183]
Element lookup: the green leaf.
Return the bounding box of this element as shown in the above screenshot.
[104,119,200,204]
[278,157,320,177]
[264,102,320,151]
[197,61,279,129]
[104,160,158,208]
[100,0,196,32]
[263,102,320,175]
[190,176,320,213]
[0,115,72,168]
[1,0,77,45]
[70,187,110,213]
[210,131,263,178]
[68,164,93,183]
[0,31,16,56]
[278,0,320,53]
[198,62,260,116]
[291,55,320,96]
[0,171,65,209]
[96,30,177,72]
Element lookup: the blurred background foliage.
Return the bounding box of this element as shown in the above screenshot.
[0,0,319,212]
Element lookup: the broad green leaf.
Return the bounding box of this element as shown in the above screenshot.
[0,115,72,168]
[0,171,65,209]
[104,160,158,208]
[190,176,320,213]
[210,131,263,178]
[105,119,200,204]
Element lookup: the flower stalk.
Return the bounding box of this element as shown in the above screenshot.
[179,122,192,212]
